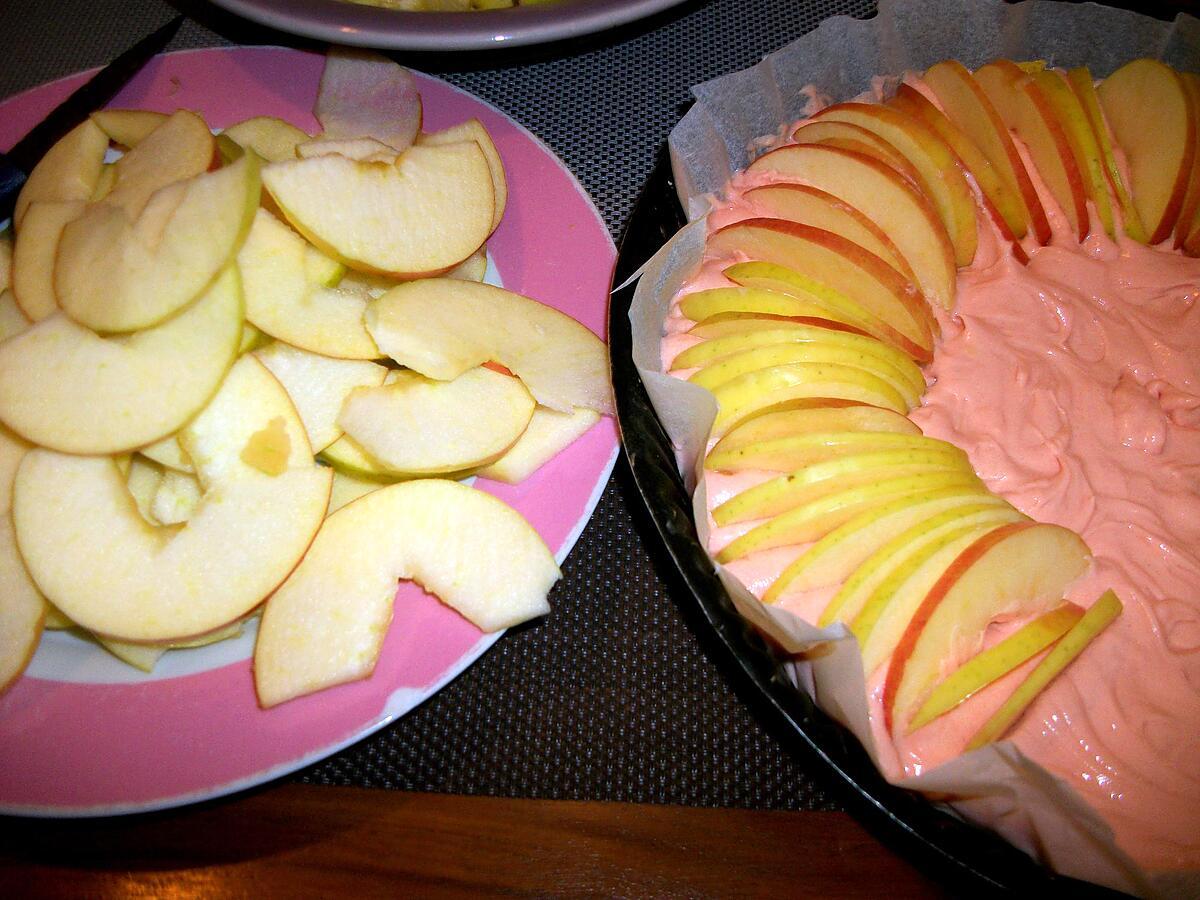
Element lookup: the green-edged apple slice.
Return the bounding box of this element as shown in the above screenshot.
[262,142,493,277]
[715,469,980,564]
[338,367,536,476]
[13,119,108,227]
[254,341,388,452]
[13,355,332,643]
[965,590,1122,749]
[679,287,880,345]
[366,279,612,416]
[713,447,976,527]
[908,602,1084,733]
[746,144,955,311]
[0,266,242,454]
[254,479,559,707]
[56,151,260,333]
[707,405,920,455]
[707,430,957,474]
[884,521,1091,734]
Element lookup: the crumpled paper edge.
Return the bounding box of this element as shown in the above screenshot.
[631,0,1200,894]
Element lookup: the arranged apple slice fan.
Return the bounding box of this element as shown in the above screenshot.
[666,57,1199,748]
[0,47,612,706]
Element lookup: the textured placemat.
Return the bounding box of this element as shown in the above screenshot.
[0,0,879,811]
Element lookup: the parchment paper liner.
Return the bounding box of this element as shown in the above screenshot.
[630,0,1200,894]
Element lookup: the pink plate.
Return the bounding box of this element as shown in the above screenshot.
[0,47,618,816]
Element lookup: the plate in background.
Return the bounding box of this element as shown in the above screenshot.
[207,0,690,51]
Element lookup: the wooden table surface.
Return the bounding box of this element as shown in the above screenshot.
[0,784,945,897]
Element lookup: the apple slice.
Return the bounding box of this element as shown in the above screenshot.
[923,60,1052,244]
[1028,70,1116,239]
[366,279,612,416]
[254,341,388,452]
[338,367,536,475]
[792,120,924,186]
[707,431,963,474]
[56,151,260,333]
[966,590,1122,749]
[319,434,406,481]
[884,521,1091,734]
[716,470,980,564]
[713,446,975,527]
[262,143,494,277]
[0,291,28,343]
[139,434,194,474]
[101,109,216,221]
[90,109,168,149]
[812,102,978,266]
[1065,67,1149,244]
[975,61,1089,239]
[475,405,600,484]
[314,46,422,153]
[741,184,916,280]
[746,144,955,311]
[222,116,311,162]
[151,469,203,526]
[710,363,910,435]
[327,470,387,516]
[11,199,85,321]
[13,355,332,643]
[418,119,507,232]
[238,209,381,360]
[13,118,107,227]
[770,486,1011,596]
[908,602,1084,733]
[687,335,924,405]
[887,83,1030,247]
[707,220,934,346]
[0,266,242,454]
[126,453,165,524]
[679,287,879,343]
[1098,59,1195,245]
[254,479,559,707]
[721,261,932,362]
[296,137,398,163]
[709,405,920,456]
[0,514,45,696]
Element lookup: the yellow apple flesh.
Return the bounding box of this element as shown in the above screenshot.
[11,199,85,321]
[707,431,962,474]
[90,109,168,149]
[476,405,601,484]
[101,109,216,221]
[678,287,879,343]
[418,118,507,232]
[222,116,311,162]
[13,119,107,228]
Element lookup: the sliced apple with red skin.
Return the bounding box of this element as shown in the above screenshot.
[365,279,612,416]
[716,470,980,564]
[1171,72,1200,249]
[812,102,978,266]
[1028,70,1117,239]
[908,602,1084,733]
[707,220,933,350]
[254,478,559,707]
[707,431,962,474]
[769,486,1011,596]
[791,119,924,187]
[708,405,920,456]
[90,109,168,149]
[56,151,261,333]
[966,590,1121,750]
[746,145,955,311]
[741,184,916,281]
[722,261,932,362]
[887,83,1030,251]
[238,209,380,360]
[884,521,1091,734]
[1065,67,1149,244]
[314,46,422,153]
[254,341,388,452]
[222,116,311,163]
[262,143,493,278]
[975,61,1089,239]
[1098,59,1196,245]
[476,405,601,485]
[0,266,242,454]
[418,119,507,232]
[338,367,536,476]
[11,200,85,321]
[923,59,1052,244]
[101,109,216,221]
[713,446,976,527]
[710,363,910,436]
[13,118,107,228]
[13,355,333,643]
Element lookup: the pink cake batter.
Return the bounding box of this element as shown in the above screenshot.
[662,85,1200,875]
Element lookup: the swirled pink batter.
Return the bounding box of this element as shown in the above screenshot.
[662,92,1200,873]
